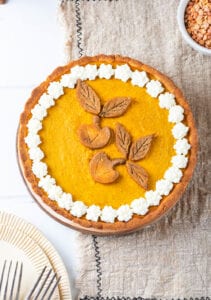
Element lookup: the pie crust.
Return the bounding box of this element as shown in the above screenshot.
[17,55,198,235]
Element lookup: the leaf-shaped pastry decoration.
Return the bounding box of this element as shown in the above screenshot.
[129,134,154,161]
[126,161,148,190]
[76,79,101,115]
[78,116,111,149]
[115,123,132,158]
[99,97,131,118]
[90,152,126,184]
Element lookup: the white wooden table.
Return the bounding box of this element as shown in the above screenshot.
[0,1,78,298]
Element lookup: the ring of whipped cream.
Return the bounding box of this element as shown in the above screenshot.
[24,63,191,223]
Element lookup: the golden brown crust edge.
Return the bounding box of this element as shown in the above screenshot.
[17,54,198,235]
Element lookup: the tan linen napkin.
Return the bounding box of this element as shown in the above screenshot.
[58,0,211,298]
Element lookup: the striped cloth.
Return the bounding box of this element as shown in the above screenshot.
[58,0,211,298]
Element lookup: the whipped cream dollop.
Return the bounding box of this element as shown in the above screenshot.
[25,134,41,148]
[164,166,183,183]
[29,147,44,161]
[158,92,176,109]
[84,64,98,80]
[57,193,72,211]
[131,198,149,215]
[101,206,117,223]
[98,63,114,79]
[70,66,85,79]
[156,179,173,196]
[171,155,188,169]
[145,190,162,206]
[47,82,64,99]
[27,119,42,134]
[47,185,63,201]
[60,74,76,89]
[115,64,132,82]
[86,205,101,222]
[117,205,133,222]
[32,161,48,179]
[31,104,47,121]
[168,105,184,123]
[38,175,56,193]
[39,93,55,109]
[131,70,149,87]
[174,138,191,155]
[146,80,164,97]
[25,63,191,223]
[71,201,87,217]
[172,122,189,139]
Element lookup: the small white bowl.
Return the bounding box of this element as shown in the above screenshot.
[177,0,211,56]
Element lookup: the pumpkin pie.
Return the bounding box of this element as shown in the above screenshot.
[17,55,197,235]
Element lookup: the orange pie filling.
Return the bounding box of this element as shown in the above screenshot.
[24,63,191,222]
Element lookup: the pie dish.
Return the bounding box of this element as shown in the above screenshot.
[17,55,197,235]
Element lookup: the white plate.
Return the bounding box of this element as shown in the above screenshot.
[0,225,59,299]
[0,212,71,299]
